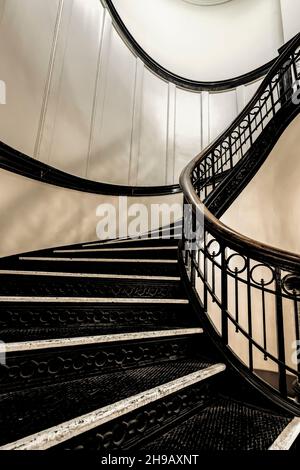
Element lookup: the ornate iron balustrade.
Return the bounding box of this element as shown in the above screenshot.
[180,33,300,406]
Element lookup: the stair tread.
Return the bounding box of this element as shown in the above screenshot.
[0,359,214,447]
[0,324,198,342]
[140,397,291,451]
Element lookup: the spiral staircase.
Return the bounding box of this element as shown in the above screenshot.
[0,23,300,455]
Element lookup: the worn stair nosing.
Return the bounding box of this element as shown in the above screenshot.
[268,417,300,450]
[19,257,177,264]
[0,270,180,281]
[53,246,178,254]
[2,328,203,352]
[0,363,225,450]
[82,236,178,248]
[0,297,189,304]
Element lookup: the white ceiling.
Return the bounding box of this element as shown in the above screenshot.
[113,0,284,81]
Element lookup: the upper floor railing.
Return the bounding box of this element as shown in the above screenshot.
[103,0,275,92]
[180,33,300,408]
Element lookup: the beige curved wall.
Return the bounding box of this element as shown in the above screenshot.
[222,113,300,255]
[0,0,261,187]
[0,169,182,258]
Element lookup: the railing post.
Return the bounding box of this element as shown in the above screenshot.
[221,244,228,345]
[275,267,288,397]
[190,209,197,287]
[246,259,253,371]
[278,60,293,105]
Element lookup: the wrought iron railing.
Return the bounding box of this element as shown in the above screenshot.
[180,33,300,404]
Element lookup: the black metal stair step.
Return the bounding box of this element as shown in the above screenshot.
[0,359,214,447]
[79,238,180,250]
[0,331,202,391]
[0,302,196,331]
[0,324,198,342]
[0,259,179,276]
[50,247,178,259]
[0,275,184,298]
[140,397,291,451]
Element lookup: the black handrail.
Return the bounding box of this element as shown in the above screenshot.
[104,0,276,91]
[0,141,181,197]
[180,32,300,406]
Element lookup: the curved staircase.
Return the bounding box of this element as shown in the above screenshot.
[0,230,295,451]
[0,31,300,456]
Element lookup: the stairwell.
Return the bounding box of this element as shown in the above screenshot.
[0,230,295,451]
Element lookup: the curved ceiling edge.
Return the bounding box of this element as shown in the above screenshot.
[183,0,233,5]
[103,0,276,91]
[0,141,181,197]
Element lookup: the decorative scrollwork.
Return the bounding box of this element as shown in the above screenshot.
[250,264,275,287]
[226,253,247,275]
[282,274,300,297]
[206,239,221,258]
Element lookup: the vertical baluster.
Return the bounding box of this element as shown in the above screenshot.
[269,84,276,117]
[275,267,287,397]
[190,209,196,287]
[229,134,234,168]
[204,231,208,312]
[235,267,239,332]
[261,279,268,360]
[259,100,264,132]
[248,115,253,148]
[221,244,228,345]
[212,251,216,302]
[212,151,216,190]
[228,135,233,170]
[293,290,300,387]
[204,159,208,199]
[183,198,189,266]
[238,127,243,160]
[279,60,293,105]
[246,259,253,371]
[292,54,299,87]
[293,290,300,346]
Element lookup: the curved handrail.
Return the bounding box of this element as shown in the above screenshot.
[180,32,300,405]
[103,0,275,92]
[0,141,181,197]
[181,32,300,272]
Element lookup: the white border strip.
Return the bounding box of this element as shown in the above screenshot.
[0,363,225,450]
[53,246,177,253]
[81,236,175,248]
[0,270,179,281]
[19,257,177,264]
[4,328,203,353]
[269,417,300,450]
[81,226,182,248]
[0,297,189,304]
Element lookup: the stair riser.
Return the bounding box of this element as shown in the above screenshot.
[0,261,179,276]
[0,336,200,392]
[56,379,219,451]
[0,305,195,339]
[0,277,183,299]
